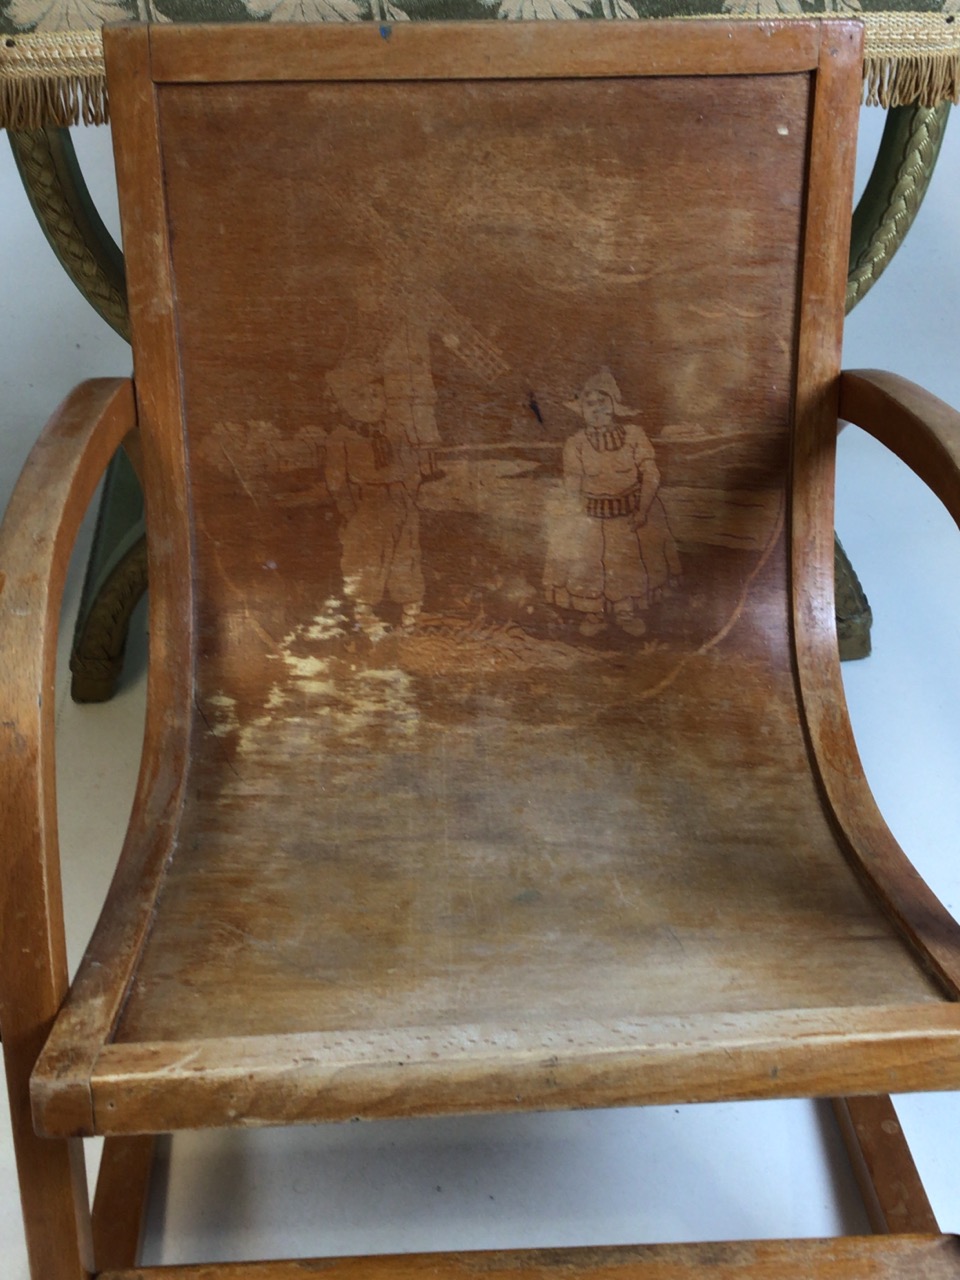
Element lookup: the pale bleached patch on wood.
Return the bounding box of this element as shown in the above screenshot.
[205,693,239,738]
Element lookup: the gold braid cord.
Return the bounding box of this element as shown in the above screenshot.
[9,125,130,340]
[846,103,950,315]
[834,539,874,662]
[70,535,147,703]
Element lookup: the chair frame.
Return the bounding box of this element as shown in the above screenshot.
[3,19,960,1278]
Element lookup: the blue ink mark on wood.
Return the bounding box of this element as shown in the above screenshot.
[379,24,392,39]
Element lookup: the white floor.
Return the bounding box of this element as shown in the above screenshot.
[1,103,959,1274]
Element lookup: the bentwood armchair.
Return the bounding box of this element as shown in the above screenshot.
[2,18,960,1278]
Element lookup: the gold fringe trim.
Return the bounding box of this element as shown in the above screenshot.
[862,12,960,107]
[0,73,108,128]
[864,52,960,108]
[0,31,107,128]
[1,15,959,128]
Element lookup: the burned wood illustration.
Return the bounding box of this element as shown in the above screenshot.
[543,368,681,637]
[8,31,960,1280]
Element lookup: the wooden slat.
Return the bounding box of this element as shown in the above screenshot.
[145,19,825,86]
[30,1005,960,1137]
[0,378,136,1280]
[98,1236,960,1280]
[839,370,960,530]
[92,1136,156,1270]
[833,1096,939,1235]
[30,23,199,1141]
[791,27,960,999]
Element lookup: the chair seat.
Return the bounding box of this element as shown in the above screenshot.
[32,637,960,1137]
[131,661,938,1039]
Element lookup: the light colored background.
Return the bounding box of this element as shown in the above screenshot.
[1,104,958,1272]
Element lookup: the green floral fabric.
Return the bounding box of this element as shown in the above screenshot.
[1,0,958,126]
[0,0,956,25]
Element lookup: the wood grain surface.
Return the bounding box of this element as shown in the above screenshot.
[98,1236,960,1280]
[25,20,960,1151]
[9,17,960,1279]
[0,378,137,1278]
[146,19,825,83]
[833,1096,939,1234]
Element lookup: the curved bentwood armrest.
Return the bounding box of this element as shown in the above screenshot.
[839,370,960,528]
[800,369,960,1000]
[0,378,136,1280]
[0,377,137,1011]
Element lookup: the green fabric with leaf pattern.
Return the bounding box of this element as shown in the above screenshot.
[1,0,958,128]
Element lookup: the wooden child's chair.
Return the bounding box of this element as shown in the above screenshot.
[3,17,960,1278]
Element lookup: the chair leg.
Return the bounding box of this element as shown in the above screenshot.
[832,1095,939,1234]
[92,1136,157,1270]
[3,1049,92,1280]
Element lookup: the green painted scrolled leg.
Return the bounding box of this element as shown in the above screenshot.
[835,100,951,661]
[8,124,144,701]
[846,102,950,315]
[68,447,147,703]
[834,541,873,663]
[8,103,952,696]
[9,124,128,340]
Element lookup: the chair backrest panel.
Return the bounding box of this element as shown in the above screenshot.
[151,67,811,706]
[102,25,910,1048]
